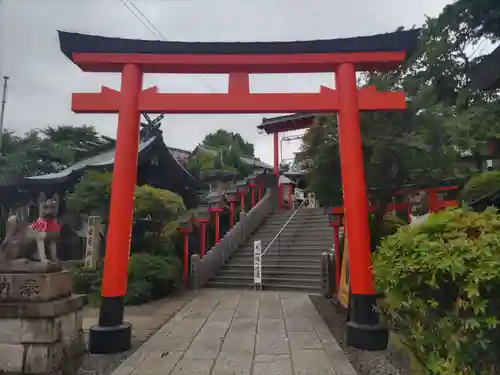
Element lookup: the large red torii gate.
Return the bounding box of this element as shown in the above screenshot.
[58,29,419,354]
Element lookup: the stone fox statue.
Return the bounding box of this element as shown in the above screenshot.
[0,193,60,263]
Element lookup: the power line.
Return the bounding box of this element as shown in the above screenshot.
[469,38,487,60]
[118,0,163,40]
[124,0,167,40]
[119,0,217,93]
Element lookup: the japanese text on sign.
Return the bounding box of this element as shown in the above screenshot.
[254,240,262,285]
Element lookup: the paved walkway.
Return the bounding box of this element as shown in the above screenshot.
[112,289,357,375]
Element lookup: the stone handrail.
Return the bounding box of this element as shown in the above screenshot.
[190,188,276,289]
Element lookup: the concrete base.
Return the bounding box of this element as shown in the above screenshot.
[88,322,132,354]
[0,265,86,375]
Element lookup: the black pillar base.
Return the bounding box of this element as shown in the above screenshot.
[88,322,132,354]
[345,293,389,351]
[88,296,132,354]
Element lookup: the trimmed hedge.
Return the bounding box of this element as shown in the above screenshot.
[373,207,500,374]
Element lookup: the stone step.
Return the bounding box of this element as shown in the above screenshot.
[221,263,321,271]
[255,226,332,233]
[205,280,320,292]
[227,261,321,269]
[237,244,331,251]
[230,253,323,260]
[212,276,321,286]
[265,215,328,223]
[249,232,333,240]
[217,268,320,278]
[236,250,329,256]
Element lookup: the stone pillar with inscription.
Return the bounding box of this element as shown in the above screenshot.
[0,261,86,375]
[85,216,101,268]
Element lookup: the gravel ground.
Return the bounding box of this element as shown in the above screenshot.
[309,295,411,375]
[77,291,197,375]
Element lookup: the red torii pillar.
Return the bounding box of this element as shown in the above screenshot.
[92,64,142,354]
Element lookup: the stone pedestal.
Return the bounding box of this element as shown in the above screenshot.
[0,261,86,375]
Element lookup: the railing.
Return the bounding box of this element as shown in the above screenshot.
[253,199,305,290]
[262,198,306,256]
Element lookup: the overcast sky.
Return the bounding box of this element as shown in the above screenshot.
[0,0,454,164]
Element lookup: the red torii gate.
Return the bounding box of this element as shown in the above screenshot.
[58,29,419,354]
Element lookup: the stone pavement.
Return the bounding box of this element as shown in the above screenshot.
[79,291,198,375]
[111,289,357,375]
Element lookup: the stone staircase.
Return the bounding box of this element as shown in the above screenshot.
[206,208,333,291]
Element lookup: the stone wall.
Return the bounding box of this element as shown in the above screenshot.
[191,189,276,289]
[0,263,86,375]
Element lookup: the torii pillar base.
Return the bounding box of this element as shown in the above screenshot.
[89,322,132,354]
[346,294,388,351]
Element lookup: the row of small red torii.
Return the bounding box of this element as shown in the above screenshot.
[59,29,420,353]
[178,179,266,288]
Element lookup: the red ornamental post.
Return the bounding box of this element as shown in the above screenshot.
[328,209,343,292]
[237,181,247,213]
[239,191,246,212]
[194,203,210,257]
[209,208,223,243]
[178,227,192,288]
[226,183,239,229]
[249,184,256,208]
[198,219,208,257]
[229,201,236,228]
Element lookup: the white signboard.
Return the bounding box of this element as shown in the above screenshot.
[85,216,101,268]
[254,240,262,285]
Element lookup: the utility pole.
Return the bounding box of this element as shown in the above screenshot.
[0,75,9,154]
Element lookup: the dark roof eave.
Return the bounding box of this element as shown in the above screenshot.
[58,29,421,60]
[258,113,320,134]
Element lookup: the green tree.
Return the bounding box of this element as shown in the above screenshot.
[437,0,500,40]
[0,125,115,184]
[202,129,255,157]
[189,130,255,180]
[299,2,500,222]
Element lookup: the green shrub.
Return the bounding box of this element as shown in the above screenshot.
[72,267,102,295]
[71,253,181,306]
[373,207,500,374]
[66,171,113,218]
[125,253,181,305]
[461,171,500,204]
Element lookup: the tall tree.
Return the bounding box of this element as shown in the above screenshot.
[298,6,500,222]
[202,129,255,157]
[0,125,115,184]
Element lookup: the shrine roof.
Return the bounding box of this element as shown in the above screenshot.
[57,29,420,73]
[22,134,199,190]
[469,45,500,91]
[258,113,319,134]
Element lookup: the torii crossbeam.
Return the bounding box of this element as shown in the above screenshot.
[58,28,420,354]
